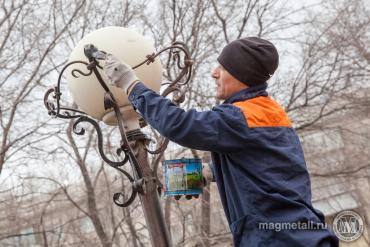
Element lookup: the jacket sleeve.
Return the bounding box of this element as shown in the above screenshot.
[128,82,250,153]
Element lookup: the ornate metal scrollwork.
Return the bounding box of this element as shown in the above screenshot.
[44,42,193,207]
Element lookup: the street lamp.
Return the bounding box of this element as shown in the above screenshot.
[44,26,193,247]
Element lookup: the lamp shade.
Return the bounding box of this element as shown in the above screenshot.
[66,26,162,127]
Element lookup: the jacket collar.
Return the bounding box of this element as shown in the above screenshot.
[223,82,268,104]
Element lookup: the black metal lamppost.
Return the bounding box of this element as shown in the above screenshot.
[44,27,193,247]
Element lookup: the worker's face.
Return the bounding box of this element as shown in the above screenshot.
[212,64,248,100]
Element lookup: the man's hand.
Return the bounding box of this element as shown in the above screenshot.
[103,54,140,94]
[202,163,214,184]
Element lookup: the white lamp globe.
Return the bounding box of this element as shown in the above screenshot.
[66,26,162,128]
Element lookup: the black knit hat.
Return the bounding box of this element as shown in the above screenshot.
[217,37,279,87]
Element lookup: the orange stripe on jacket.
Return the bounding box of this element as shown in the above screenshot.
[233,96,292,128]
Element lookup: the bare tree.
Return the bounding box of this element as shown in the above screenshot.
[0,0,86,174]
[2,0,370,246]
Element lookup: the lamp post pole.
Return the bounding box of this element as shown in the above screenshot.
[128,133,171,246]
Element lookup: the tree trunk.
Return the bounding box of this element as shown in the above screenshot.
[164,197,172,243]
[123,206,139,247]
[67,122,111,247]
[201,183,211,247]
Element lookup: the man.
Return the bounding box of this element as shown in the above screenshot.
[103,37,339,246]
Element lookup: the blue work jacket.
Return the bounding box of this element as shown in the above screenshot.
[128,82,339,247]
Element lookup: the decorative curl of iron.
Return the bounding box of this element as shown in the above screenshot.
[44,42,193,207]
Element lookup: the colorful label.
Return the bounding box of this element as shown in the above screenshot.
[163,159,203,196]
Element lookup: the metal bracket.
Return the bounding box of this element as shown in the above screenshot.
[44,42,193,207]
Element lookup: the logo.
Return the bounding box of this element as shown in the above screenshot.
[333,210,364,242]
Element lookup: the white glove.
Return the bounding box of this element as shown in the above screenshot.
[103,54,139,94]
